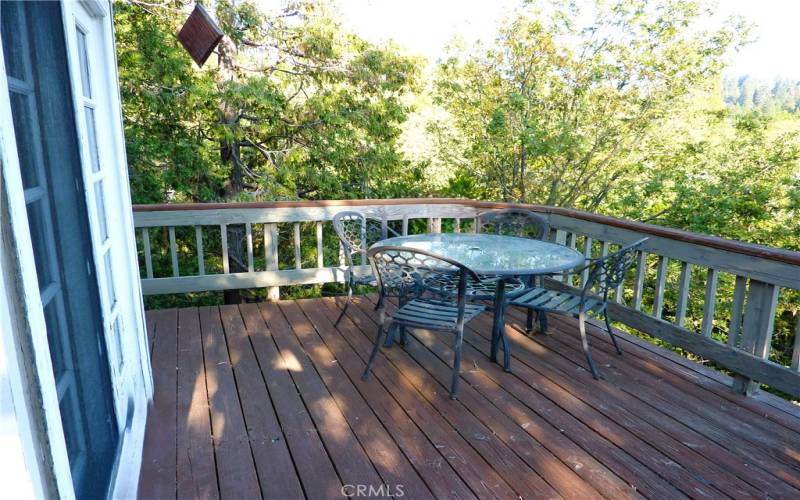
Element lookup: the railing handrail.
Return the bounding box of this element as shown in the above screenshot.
[133,198,800,266]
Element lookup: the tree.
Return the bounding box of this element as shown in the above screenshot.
[115,0,422,203]
[432,0,748,209]
[115,1,221,204]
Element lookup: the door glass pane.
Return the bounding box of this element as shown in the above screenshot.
[59,392,86,466]
[94,180,108,241]
[76,28,92,98]
[43,299,67,380]
[113,318,124,370]
[84,106,101,172]
[25,200,55,288]
[0,1,26,80]
[9,93,40,189]
[104,250,116,307]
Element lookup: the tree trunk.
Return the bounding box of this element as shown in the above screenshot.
[216,37,243,198]
[216,38,246,303]
[518,137,527,202]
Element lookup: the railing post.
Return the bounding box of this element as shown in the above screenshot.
[316,222,324,269]
[732,280,779,395]
[632,251,646,311]
[264,223,280,301]
[675,262,692,327]
[195,226,205,275]
[700,268,719,337]
[142,227,153,279]
[791,313,800,372]
[727,275,747,348]
[168,226,179,277]
[652,256,669,319]
[245,223,254,273]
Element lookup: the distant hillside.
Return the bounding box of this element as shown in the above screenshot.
[723,75,800,114]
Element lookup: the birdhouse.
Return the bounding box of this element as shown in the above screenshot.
[177,3,224,67]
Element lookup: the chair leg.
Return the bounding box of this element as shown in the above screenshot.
[490,279,506,364]
[398,326,409,346]
[450,327,464,400]
[492,301,512,372]
[539,310,549,334]
[526,309,534,334]
[335,282,353,327]
[499,321,512,373]
[490,307,501,362]
[362,317,387,380]
[603,310,623,355]
[578,312,600,379]
[383,324,397,347]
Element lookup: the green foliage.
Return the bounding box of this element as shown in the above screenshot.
[724,76,800,114]
[115,1,223,203]
[118,0,800,389]
[431,0,750,208]
[115,0,422,203]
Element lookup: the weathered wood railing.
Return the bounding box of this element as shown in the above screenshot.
[132,198,800,398]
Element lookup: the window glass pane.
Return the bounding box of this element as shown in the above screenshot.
[94,180,108,241]
[1,2,27,80]
[9,92,40,189]
[104,250,116,307]
[76,27,92,98]
[84,106,101,172]
[25,200,55,288]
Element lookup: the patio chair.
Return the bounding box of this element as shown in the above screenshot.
[476,207,551,327]
[510,238,648,379]
[332,211,399,326]
[362,246,486,399]
[476,208,549,240]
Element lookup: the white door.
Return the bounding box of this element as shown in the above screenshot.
[2,2,119,498]
[0,0,152,497]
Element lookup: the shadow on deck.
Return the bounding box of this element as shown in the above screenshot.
[139,296,800,499]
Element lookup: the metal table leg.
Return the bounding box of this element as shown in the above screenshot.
[489,279,512,372]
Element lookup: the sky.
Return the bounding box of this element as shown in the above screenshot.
[336,0,800,81]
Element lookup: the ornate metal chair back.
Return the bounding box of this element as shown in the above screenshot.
[582,238,649,301]
[333,211,390,267]
[477,208,549,240]
[368,246,480,304]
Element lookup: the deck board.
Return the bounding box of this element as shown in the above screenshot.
[141,297,800,499]
[139,309,178,500]
[176,307,218,500]
[261,302,384,488]
[219,304,304,499]
[238,302,342,499]
[296,298,478,499]
[199,306,261,499]
[278,300,434,498]
[522,312,800,493]
[318,298,522,498]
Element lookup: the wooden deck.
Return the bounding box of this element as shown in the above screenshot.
[138,296,800,499]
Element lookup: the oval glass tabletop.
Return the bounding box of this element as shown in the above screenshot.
[373,233,584,275]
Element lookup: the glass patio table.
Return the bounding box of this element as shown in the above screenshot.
[372,233,585,371]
